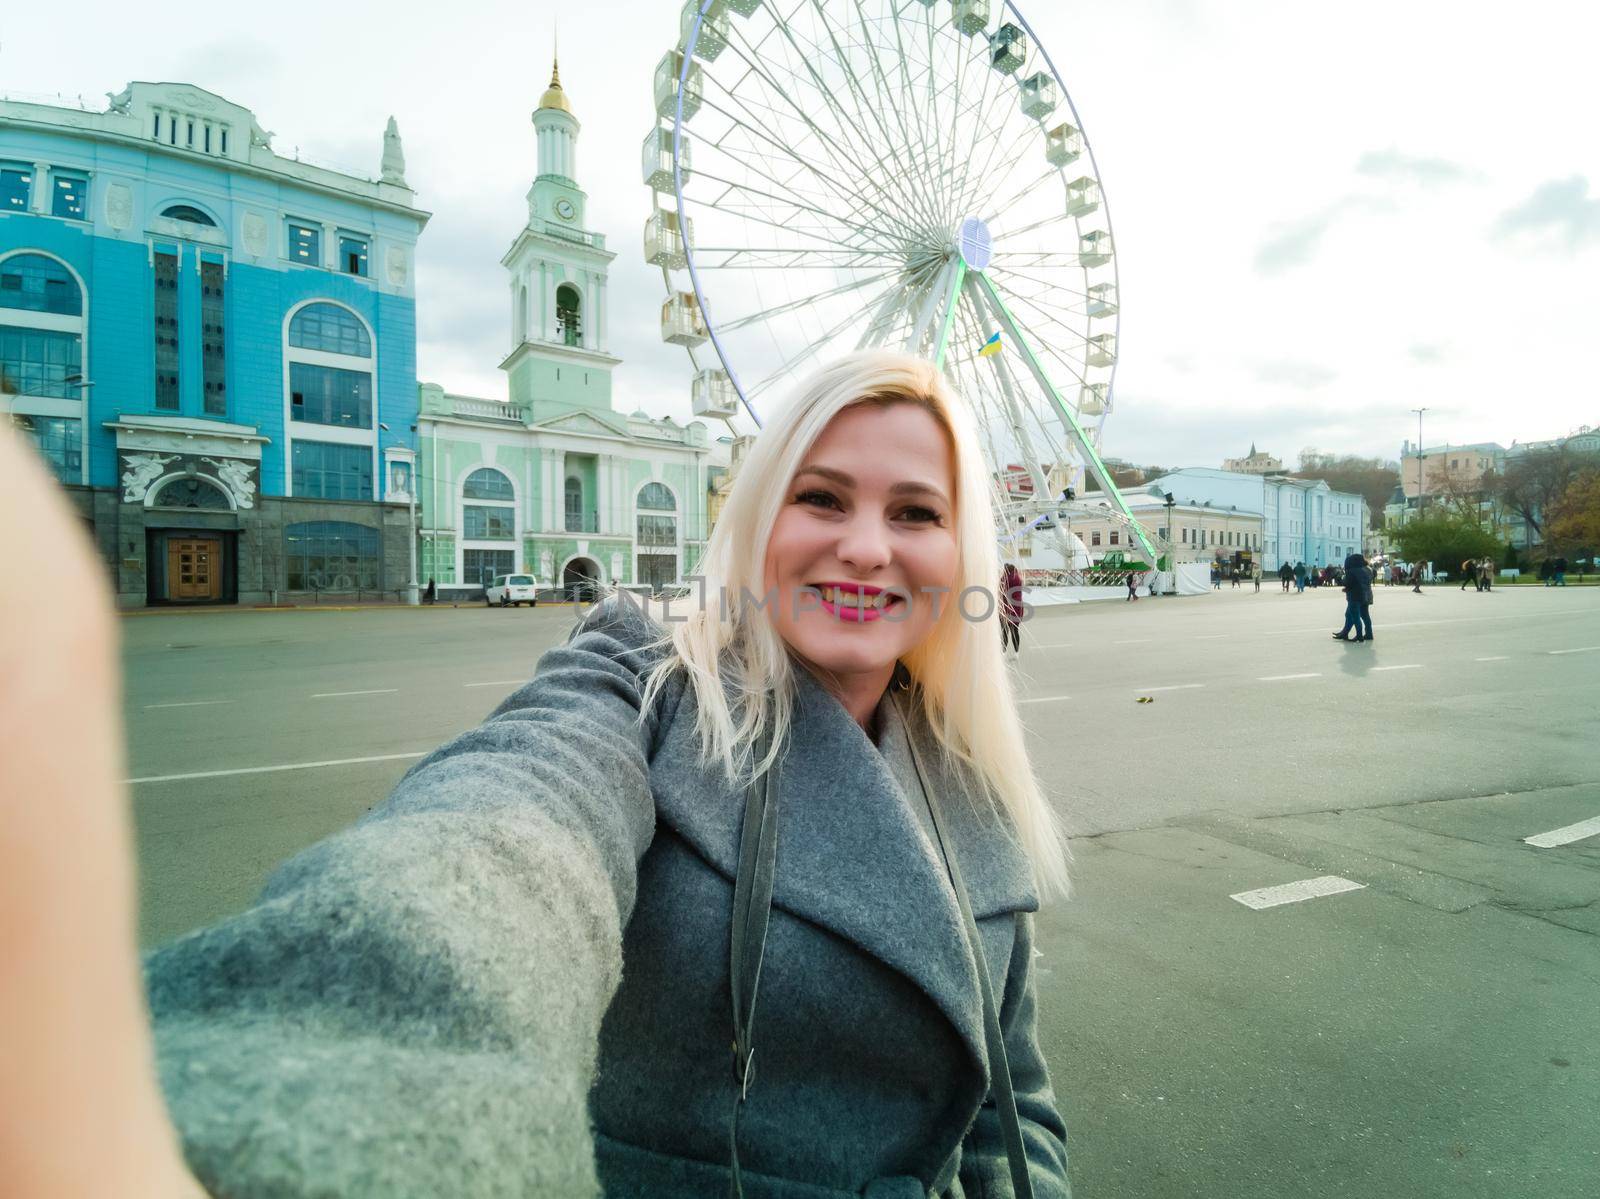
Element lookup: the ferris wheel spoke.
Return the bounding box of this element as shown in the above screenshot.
[693,90,929,248]
[693,247,914,269]
[716,266,907,333]
[989,266,1096,309]
[942,34,1005,227]
[745,290,888,402]
[956,111,1046,222]
[720,19,935,244]
[687,165,910,250]
[987,250,1098,268]
[986,279,1098,388]
[981,168,1057,225]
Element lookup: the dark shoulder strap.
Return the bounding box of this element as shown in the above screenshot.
[728,729,778,1198]
[897,695,1035,1199]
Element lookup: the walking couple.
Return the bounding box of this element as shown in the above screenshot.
[1333,552,1375,642]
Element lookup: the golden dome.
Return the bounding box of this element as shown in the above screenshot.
[537,58,573,116]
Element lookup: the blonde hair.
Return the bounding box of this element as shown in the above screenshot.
[627,349,1070,902]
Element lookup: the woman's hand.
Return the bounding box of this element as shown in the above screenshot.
[0,429,203,1197]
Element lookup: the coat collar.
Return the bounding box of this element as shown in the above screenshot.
[649,663,1038,1089]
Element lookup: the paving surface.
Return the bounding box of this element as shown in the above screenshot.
[122,584,1600,1197]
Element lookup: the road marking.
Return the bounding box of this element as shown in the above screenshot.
[1231,875,1366,910]
[1525,816,1600,849]
[311,688,400,698]
[463,679,527,688]
[1258,672,1321,682]
[1197,634,1229,640]
[1475,656,1510,662]
[1139,683,1205,693]
[142,699,237,710]
[1371,664,1423,672]
[1114,638,1153,644]
[1019,694,1073,705]
[128,750,429,786]
[1548,646,1600,656]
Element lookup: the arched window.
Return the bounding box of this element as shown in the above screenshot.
[285,301,377,499]
[162,204,217,227]
[0,253,82,316]
[638,482,675,511]
[152,476,231,509]
[283,521,381,591]
[1,252,85,484]
[289,302,372,357]
[461,467,516,586]
[463,467,514,501]
[516,284,528,344]
[636,482,678,591]
[556,283,581,347]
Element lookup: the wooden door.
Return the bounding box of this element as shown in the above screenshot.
[167,538,222,601]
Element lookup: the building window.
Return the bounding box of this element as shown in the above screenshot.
[291,440,372,500]
[565,476,585,532]
[556,283,582,347]
[288,222,321,266]
[637,481,677,547]
[289,302,371,357]
[10,414,81,483]
[201,258,226,416]
[464,505,514,540]
[339,233,369,277]
[162,204,217,227]
[152,249,181,410]
[0,327,82,399]
[0,253,82,316]
[284,521,381,591]
[463,467,514,501]
[1109,530,1119,545]
[221,129,229,155]
[1091,531,1101,546]
[0,164,30,211]
[51,174,87,220]
[1181,528,1188,543]
[462,548,515,588]
[290,362,373,428]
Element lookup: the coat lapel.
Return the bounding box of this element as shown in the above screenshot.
[648,664,1038,1091]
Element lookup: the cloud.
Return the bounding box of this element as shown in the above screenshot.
[1407,343,1448,365]
[1493,176,1600,251]
[1355,148,1477,186]
[1254,208,1342,275]
[1253,359,1338,390]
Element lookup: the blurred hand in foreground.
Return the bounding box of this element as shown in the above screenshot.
[0,429,203,1197]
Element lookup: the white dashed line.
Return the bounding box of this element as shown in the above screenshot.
[128,751,429,786]
[463,680,528,688]
[1258,673,1321,682]
[1370,664,1423,672]
[1475,656,1510,662]
[1197,634,1229,640]
[1548,646,1600,656]
[1231,875,1366,910]
[142,700,237,710]
[311,688,400,698]
[1114,638,1153,645]
[1139,683,1205,693]
[1525,816,1600,849]
[1019,694,1073,705]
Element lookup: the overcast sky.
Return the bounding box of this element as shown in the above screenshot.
[6,0,1597,468]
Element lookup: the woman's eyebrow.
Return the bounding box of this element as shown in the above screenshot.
[793,466,949,504]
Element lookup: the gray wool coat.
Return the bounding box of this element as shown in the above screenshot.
[145,597,1071,1198]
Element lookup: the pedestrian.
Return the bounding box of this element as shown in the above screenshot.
[1479,558,1494,592]
[1279,561,1293,592]
[424,576,437,605]
[1411,561,1424,593]
[1555,555,1568,586]
[1460,558,1476,591]
[1125,568,1139,602]
[1539,558,1553,586]
[1002,560,1026,645]
[1294,561,1308,593]
[1230,567,1241,589]
[1253,565,1261,593]
[1333,552,1375,642]
[0,353,1073,1195]
[1212,564,1221,590]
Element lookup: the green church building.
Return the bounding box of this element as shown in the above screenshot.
[418,60,714,599]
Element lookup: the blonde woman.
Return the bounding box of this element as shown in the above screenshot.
[0,351,1072,1197]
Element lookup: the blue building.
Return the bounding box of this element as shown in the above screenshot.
[1143,468,1369,573]
[1,82,429,605]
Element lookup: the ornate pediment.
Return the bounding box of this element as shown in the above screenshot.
[531,411,626,439]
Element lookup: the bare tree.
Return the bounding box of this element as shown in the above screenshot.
[1291,450,1402,530]
[1493,448,1600,540]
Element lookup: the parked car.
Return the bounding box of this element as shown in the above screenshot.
[485,574,539,607]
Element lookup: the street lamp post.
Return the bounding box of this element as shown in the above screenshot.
[1412,406,1429,512]
[1163,491,1176,593]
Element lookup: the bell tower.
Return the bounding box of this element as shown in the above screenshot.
[500,53,619,421]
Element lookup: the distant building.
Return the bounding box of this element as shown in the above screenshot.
[1,82,429,606]
[1220,443,1283,475]
[415,60,714,599]
[1143,468,1366,571]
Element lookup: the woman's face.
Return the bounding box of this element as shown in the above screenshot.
[763,401,960,681]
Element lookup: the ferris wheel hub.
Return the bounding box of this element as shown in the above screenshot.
[954,216,994,271]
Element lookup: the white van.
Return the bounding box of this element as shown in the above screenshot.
[485,574,538,607]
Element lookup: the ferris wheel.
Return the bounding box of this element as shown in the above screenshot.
[642,0,1158,566]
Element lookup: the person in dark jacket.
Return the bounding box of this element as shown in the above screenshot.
[1002,561,1026,644]
[1333,553,1374,641]
[0,353,1074,1199]
[1539,558,1553,586]
[1279,561,1293,592]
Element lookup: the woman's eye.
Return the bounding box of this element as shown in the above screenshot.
[796,489,840,510]
[899,506,941,524]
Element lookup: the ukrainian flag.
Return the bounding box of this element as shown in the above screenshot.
[978,331,1003,358]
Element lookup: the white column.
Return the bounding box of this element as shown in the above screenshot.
[597,453,611,535]
[539,263,550,341]
[321,222,338,270]
[596,280,605,351]
[31,163,50,213]
[541,447,557,531]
